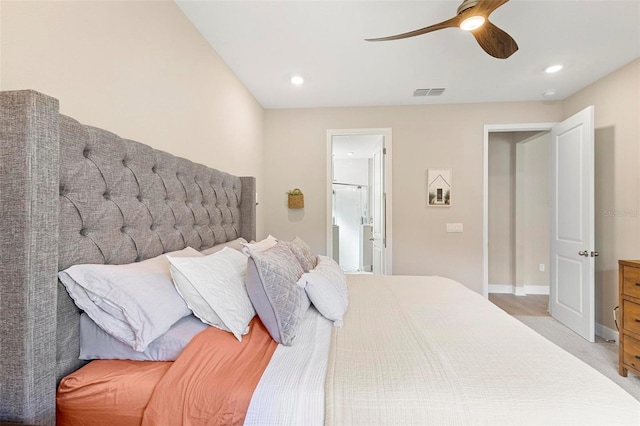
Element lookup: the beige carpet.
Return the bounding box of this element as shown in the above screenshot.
[515,315,640,402]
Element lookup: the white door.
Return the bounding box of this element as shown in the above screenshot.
[550,106,595,342]
[372,147,385,274]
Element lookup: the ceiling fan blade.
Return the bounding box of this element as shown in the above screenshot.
[471,20,518,59]
[365,15,461,42]
[470,0,510,17]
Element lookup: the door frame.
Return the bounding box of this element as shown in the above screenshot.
[483,122,556,297]
[326,128,393,274]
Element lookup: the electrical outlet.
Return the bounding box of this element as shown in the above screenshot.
[539,264,545,272]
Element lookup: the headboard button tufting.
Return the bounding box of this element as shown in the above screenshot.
[82,148,90,158]
[80,228,88,237]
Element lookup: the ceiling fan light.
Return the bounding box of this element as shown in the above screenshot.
[459,16,485,31]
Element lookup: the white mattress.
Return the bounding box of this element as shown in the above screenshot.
[325,274,640,425]
[245,305,333,425]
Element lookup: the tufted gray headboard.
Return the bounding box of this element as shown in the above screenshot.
[0,90,257,425]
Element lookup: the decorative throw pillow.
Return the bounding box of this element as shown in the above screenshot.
[242,234,278,255]
[200,237,248,256]
[246,242,309,346]
[168,247,255,341]
[297,270,348,327]
[283,237,318,272]
[79,313,209,361]
[59,247,201,351]
[314,255,348,305]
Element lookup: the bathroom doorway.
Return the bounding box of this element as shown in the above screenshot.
[326,129,392,274]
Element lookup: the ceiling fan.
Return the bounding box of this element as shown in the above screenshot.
[366,0,518,59]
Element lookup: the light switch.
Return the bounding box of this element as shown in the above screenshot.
[446,223,463,233]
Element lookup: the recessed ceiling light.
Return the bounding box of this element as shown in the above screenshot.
[459,16,485,31]
[290,75,304,85]
[543,89,557,97]
[545,64,563,74]
[347,152,354,156]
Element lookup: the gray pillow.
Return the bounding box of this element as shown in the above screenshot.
[283,237,318,272]
[79,313,209,361]
[246,242,309,345]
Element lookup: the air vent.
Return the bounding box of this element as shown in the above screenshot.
[413,88,446,97]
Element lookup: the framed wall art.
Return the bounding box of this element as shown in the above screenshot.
[427,168,451,207]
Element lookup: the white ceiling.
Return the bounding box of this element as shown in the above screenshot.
[333,134,383,159]
[177,0,640,110]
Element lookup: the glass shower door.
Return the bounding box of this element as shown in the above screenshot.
[332,184,368,272]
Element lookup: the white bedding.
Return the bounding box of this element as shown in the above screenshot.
[245,306,333,425]
[325,274,640,425]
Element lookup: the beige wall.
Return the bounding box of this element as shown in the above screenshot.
[1,0,265,234]
[515,132,550,289]
[265,102,563,293]
[488,132,516,286]
[563,59,640,330]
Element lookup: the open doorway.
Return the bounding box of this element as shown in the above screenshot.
[487,130,551,298]
[483,122,556,297]
[484,109,597,343]
[326,129,392,274]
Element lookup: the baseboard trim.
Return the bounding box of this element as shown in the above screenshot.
[488,284,515,294]
[489,284,549,296]
[514,286,527,296]
[596,322,619,344]
[524,285,550,295]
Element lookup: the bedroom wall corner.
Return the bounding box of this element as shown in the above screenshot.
[0,0,266,237]
[562,58,640,331]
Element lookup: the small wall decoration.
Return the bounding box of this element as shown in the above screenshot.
[287,188,304,209]
[427,169,451,207]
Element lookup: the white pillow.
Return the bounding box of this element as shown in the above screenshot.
[79,313,209,361]
[168,247,255,341]
[297,267,348,327]
[201,237,248,256]
[242,234,278,255]
[314,255,348,304]
[59,247,202,351]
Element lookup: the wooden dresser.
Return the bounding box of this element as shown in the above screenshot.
[619,260,640,377]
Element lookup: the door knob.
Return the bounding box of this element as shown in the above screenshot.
[578,250,589,257]
[591,251,599,257]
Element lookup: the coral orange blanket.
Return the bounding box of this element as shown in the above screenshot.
[142,316,277,426]
[57,360,172,426]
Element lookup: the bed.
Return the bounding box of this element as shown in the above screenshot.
[1,90,639,426]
